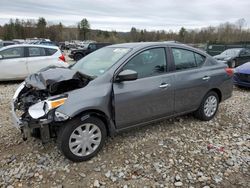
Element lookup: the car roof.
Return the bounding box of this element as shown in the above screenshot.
[108,41,207,56]
[109,41,188,48]
[0,44,59,51]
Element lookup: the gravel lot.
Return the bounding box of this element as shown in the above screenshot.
[0,83,249,188]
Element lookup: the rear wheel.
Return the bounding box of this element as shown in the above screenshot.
[57,116,107,162]
[194,91,219,121]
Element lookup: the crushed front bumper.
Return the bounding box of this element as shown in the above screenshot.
[11,82,25,129]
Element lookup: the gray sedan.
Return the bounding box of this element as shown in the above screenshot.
[12,42,233,162]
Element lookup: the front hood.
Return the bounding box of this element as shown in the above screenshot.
[235,62,250,74]
[25,66,92,95]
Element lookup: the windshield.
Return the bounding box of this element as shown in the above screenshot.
[221,49,241,56]
[71,47,131,77]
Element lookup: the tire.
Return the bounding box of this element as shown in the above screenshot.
[194,91,219,121]
[57,116,107,162]
[228,60,236,68]
[74,53,83,61]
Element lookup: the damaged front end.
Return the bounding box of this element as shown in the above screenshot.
[11,67,92,143]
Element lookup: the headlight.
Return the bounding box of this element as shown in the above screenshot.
[28,97,67,119]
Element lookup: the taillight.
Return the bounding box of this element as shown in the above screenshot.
[225,68,234,76]
[59,54,66,62]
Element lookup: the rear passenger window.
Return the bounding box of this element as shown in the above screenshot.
[172,48,197,70]
[28,47,46,57]
[195,53,206,66]
[46,48,57,56]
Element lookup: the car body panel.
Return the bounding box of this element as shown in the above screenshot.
[233,62,250,87]
[0,57,29,80]
[113,74,175,129]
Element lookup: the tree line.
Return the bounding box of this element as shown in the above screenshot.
[0,17,250,44]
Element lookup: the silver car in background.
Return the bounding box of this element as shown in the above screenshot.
[0,44,68,81]
[11,42,233,162]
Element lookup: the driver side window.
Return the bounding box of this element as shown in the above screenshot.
[122,48,167,79]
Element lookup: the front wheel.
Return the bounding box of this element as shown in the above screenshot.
[194,91,219,121]
[57,117,107,162]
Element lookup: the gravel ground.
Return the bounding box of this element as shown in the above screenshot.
[0,83,249,188]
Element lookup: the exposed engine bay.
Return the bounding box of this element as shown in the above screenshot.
[15,67,92,112]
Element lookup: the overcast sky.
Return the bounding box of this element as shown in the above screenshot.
[0,0,249,31]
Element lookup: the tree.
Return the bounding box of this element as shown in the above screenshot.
[37,17,47,38]
[130,27,138,42]
[236,18,246,31]
[179,27,187,42]
[78,18,90,40]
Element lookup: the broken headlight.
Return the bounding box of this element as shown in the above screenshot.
[28,96,68,119]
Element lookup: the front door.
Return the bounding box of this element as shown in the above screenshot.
[113,47,174,129]
[0,47,28,79]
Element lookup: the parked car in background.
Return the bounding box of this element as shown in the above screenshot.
[233,62,250,88]
[0,41,15,48]
[34,40,57,46]
[69,42,112,61]
[0,44,68,81]
[12,42,233,162]
[213,48,250,68]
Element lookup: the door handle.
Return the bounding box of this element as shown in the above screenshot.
[202,76,211,80]
[159,83,169,88]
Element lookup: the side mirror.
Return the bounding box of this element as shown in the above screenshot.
[116,69,138,82]
[0,55,3,59]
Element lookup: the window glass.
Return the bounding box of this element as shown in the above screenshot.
[240,49,250,56]
[246,49,250,56]
[28,47,46,57]
[89,44,96,50]
[172,48,197,70]
[46,48,57,56]
[71,47,131,77]
[0,47,24,58]
[123,48,166,78]
[194,53,206,66]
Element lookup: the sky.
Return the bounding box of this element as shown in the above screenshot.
[0,0,249,32]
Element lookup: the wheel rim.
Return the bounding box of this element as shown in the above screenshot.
[69,123,102,157]
[204,96,218,117]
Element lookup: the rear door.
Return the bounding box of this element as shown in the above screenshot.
[26,47,57,74]
[0,47,28,80]
[170,47,210,113]
[113,47,175,129]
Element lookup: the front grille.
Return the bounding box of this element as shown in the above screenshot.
[235,73,250,82]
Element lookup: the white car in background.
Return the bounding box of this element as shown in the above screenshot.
[0,44,68,81]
